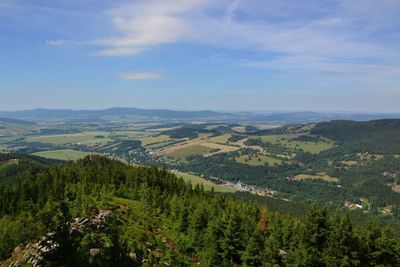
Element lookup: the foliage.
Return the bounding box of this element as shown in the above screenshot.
[0,154,399,266]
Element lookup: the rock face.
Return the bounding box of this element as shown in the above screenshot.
[8,210,113,267]
[89,248,100,257]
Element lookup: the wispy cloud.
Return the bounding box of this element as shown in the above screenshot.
[47,0,400,82]
[45,39,77,46]
[116,71,162,80]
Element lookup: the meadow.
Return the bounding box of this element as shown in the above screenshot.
[294,173,339,183]
[32,149,99,161]
[172,170,236,193]
[25,132,112,146]
[236,154,283,166]
[259,134,333,153]
[164,144,215,160]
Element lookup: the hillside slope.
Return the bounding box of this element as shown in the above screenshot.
[0,155,399,266]
[312,119,400,154]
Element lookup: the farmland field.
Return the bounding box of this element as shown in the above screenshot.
[207,134,232,144]
[232,126,246,133]
[25,132,112,146]
[294,173,339,183]
[202,142,240,156]
[32,149,99,161]
[164,144,215,160]
[139,134,171,146]
[259,135,333,153]
[172,170,236,193]
[236,154,282,166]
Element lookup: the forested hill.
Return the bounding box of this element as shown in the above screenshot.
[0,153,61,184]
[0,155,399,266]
[311,119,400,154]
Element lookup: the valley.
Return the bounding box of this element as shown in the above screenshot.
[1,112,400,221]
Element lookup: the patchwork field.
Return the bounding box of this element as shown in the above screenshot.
[164,144,215,160]
[32,149,99,161]
[232,126,246,133]
[25,132,112,146]
[112,131,152,139]
[259,135,333,153]
[236,154,283,166]
[172,170,236,193]
[139,134,172,146]
[294,173,339,183]
[202,142,240,156]
[207,134,232,144]
[235,138,266,153]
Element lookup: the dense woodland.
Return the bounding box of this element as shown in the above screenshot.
[0,154,399,266]
[311,119,400,154]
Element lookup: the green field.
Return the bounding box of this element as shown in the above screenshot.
[25,132,112,146]
[207,134,232,144]
[236,154,282,166]
[164,144,215,160]
[294,173,339,183]
[0,163,11,172]
[172,171,236,193]
[32,149,99,161]
[259,135,333,153]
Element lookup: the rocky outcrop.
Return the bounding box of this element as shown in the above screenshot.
[8,210,113,267]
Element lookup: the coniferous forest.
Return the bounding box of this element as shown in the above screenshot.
[0,154,399,266]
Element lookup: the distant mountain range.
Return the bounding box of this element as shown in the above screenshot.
[0,108,399,124]
[0,117,34,125]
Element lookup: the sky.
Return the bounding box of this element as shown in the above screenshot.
[1,0,400,112]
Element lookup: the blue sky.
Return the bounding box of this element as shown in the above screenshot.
[1,0,400,112]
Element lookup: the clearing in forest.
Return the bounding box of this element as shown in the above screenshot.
[235,154,283,166]
[25,132,112,146]
[294,173,339,183]
[172,170,236,193]
[32,149,99,161]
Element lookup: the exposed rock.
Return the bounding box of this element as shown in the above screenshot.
[90,248,101,257]
[13,246,22,255]
[9,260,21,267]
[278,249,288,257]
[128,252,137,260]
[7,210,113,267]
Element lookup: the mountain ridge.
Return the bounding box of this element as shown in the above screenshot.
[0,108,399,124]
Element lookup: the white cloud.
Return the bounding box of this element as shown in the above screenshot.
[50,0,400,82]
[90,46,145,57]
[45,39,77,46]
[116,71,162,80]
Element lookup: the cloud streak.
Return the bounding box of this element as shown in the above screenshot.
[48,0,400,83]
[116,71,162,80]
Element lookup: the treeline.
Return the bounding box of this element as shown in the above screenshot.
[0,155,399,266]
[311,119,400,154]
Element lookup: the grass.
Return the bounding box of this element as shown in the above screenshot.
[32,149,99,161]
[205,124,224,130]
[139,135,171,146]
[164,144,215,160]
[25,132,112,146]
[112,131,152,139]
[341,160,359,167]
[172,170,236,193]
[294,173,339,183]
[259,135,334,153]
[201,142,240,156]
[0,163,11,172]
[207,134,232,144]
[232,126,246,133]
[236,154,283,166]
[146,140,181,150]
